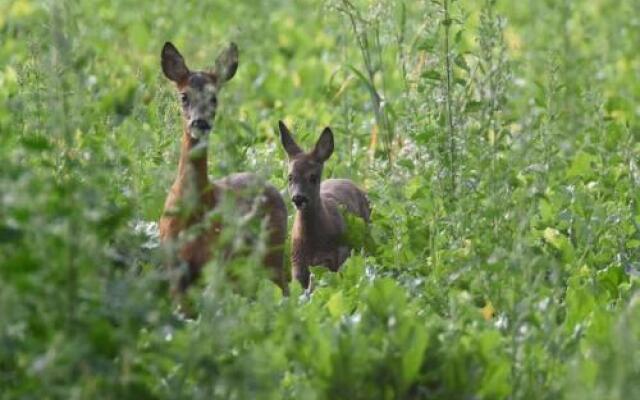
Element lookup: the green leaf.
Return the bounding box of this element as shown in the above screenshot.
[477,331,510,397]
[464,100,484,113]
[401,325,429,389]
[366,278,406,318]
[596,265,627,299]
[341,207,369,249]
[310,265,329,280]
[565,276,597,332]
[20,135,52,151]
[421,69,442,81]
[454,54,469,72]
[539,198,555,223]
[566,151,599,179]
[0,225,23,244]
[346,64,376,95]
[543,227,575,262]
[417,37,438,51]
[454,29,464,43]
[326,291,346,319]
[454,77,466,86]
[404,176,423,199]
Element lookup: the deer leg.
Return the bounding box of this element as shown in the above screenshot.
[292,262,311,289]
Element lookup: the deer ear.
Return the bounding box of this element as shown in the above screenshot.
[213,42,239,84]
[161,42,190,83]
[278,120,303,157]
[313,127,334,162]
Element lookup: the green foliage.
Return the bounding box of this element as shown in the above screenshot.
[1,0,639,399]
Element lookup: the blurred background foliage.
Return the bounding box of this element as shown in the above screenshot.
[0,0,639,398]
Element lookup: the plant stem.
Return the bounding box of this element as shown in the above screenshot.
[338,0,395,168]
[50,1,78,328]
[443,0,456,198]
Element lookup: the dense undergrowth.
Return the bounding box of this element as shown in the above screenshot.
[1,0,639,398]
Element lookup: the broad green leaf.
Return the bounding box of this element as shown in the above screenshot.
[340,207,369,249]
[567,151,599,179]
[543,227,575,262]
[401,326,429,389]
[326,291,346,319]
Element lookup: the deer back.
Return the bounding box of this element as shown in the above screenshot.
[320,178,371,223]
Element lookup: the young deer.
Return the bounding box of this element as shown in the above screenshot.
[279,121,371,289]
[158,42,287,294]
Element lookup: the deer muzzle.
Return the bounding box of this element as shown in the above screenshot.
[291,194,308,209]
[191,119,212,132]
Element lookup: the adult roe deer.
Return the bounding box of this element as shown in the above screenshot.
[158,42,287,294]
[278,121,371,289]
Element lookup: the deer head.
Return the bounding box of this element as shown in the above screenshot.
[161,41,238,140]
[278,121,334,210]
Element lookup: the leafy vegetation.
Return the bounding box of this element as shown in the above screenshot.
[1,0,639,398]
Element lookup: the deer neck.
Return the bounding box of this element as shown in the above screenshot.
[175,124,212,199]
[295,197,328,241]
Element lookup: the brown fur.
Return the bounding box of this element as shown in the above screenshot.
[279,121,371,288]
[158,42,287,294]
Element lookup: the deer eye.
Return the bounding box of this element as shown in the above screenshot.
[180,93,189,106]
[210,95,217,105]
[309,174,319,184]
[288,174,293,183]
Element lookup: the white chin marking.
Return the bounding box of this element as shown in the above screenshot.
[190,129,209,140]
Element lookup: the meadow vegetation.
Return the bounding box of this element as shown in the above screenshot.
[1,0,639,398]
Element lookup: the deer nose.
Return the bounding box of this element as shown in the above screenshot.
[292,194,308,208]
[191,119,211,131]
